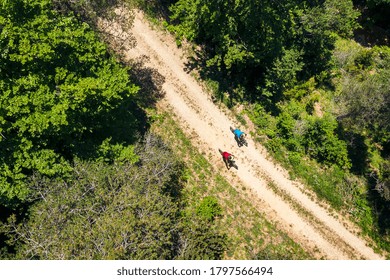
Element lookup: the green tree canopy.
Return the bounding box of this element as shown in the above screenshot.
[0,0,139,206]
[169,0,359,101]
[1,134,226,260]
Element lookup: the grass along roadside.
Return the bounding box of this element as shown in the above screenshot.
[149,107,311,259]
[252,126,387,256]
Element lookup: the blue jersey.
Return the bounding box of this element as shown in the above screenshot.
[234,129,244,138]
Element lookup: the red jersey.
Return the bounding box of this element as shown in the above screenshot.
[222,152,231,160]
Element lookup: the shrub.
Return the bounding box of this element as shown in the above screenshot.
[303,116,351,169]
[196,196,222,222]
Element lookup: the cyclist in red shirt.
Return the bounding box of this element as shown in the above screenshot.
[219,149,235,170]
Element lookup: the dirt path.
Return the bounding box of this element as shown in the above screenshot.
[107,10,384,259]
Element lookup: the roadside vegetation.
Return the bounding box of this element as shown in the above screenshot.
[137,0,390,255]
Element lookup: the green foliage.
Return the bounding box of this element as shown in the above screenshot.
[0,0,139,206]
[1,133,226,260]
[302,116,351,169]
[168,0,359,101]
[336,41,390,203]
[340,47,390,137]
[302,0,360,38]
[196,196,222,222]
[251,98,350,170]
[97,138,139,164]
[247,104,277,138]
[264,48,304,100]
[284,77,317,101]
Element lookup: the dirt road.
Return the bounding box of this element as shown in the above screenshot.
[108,10,384,259]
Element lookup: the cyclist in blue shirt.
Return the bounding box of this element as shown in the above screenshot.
[233,128,244,139]
[230,127,247,147]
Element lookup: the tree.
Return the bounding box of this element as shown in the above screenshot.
[338,45,390,145]
[1,133,226,259]
[338,45,390,201]
[168,0,360,100]
[341,71,390,138]
[0,0,139,206]
[303,115,351,169]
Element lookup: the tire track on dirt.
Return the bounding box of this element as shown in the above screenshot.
[111,10,384,259]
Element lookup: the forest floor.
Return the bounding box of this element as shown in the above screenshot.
[104,9,384,259]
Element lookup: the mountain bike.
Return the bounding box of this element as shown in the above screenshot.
[218,149,238,170]
[230,126,248,147]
